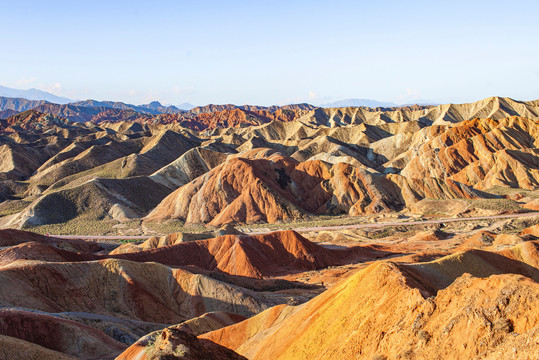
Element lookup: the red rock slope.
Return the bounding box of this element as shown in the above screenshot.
[0,230,391,279]
[202,243,539,359]
[110,230,390,279]
[0,308,127,359]
[146,150,486,226]
[399,117,539,190]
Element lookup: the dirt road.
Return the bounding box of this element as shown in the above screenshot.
[249,212,538,235]
[50,212,539,240]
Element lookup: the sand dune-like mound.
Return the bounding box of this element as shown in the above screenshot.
[290,135,378,167]
[203,245,539,359]
[520,223,539,237]
[0,228,60,246]
[11,176,171,227]
[169,312,246,336]
[24,128,197,194]
[0,307,127,359]
[0,229,103,253]
[0,242,97,265]
[2,307,168,351]
[499,240,539,269]
[461,230,498,247]
[111,230,391,279]
[388,174,490,203]
[117,312,246,359]
[110,224,243,254]
[99,120,148,134]
[400,245,539,292]
[28,140,143,188]
[0,230,390,279]
[150,147,229,189]
[124,328,247,360]
[0,258,291,324]
[35,141,94,174]
[0,143,47,181]
[228,119,317,142]
[0,179,27,202]
[0,335,76,360]
[523,198,539,211]
[407,229,451,242]
[139,129,200,165]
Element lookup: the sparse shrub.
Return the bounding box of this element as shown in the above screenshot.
[418,330,431,343]
[492,318,513,333]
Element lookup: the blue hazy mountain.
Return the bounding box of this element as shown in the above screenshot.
[0,86,72,104]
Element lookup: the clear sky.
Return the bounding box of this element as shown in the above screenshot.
[1,0,538,106]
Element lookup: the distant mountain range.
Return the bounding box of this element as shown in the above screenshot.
[177,102,196,110]
[0,85,73,104]
[70,100,185,115]
[0,92,319,123]
[0,97,48,113]
[187,103,315,115]
[0,86,439,117]
[0,86,195,112]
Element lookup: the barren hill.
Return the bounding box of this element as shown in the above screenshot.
[0,97,537,231]
[147,150,492,226]
[202,243,539,359]
[0,95,538,359]
[1,215,538,358]
[0,230,391,279]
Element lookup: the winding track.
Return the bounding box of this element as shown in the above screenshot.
[51,212,539,240]
[251,212,539,234]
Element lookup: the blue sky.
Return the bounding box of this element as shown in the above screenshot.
[1,0,538,106]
